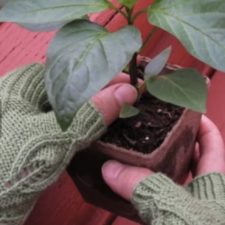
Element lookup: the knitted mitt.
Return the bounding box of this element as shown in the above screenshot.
[132,173,225,225]
[0,64,105,225]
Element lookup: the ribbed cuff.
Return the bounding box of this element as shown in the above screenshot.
[131,173,194,223]
[186,173,225,200]
[1,63,46,109]
[132,173,180,197]
[0,64,47,113]
[132,173,225,225]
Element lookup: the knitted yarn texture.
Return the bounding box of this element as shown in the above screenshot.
[132,173,225,225]
[0,64,105,225]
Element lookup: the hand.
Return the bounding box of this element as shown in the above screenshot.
[92,72,137,125]
[0,65,137,224]
[102,116,225,201]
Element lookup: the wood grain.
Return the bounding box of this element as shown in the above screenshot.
[0,1,223,224]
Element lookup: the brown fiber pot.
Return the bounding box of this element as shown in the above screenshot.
[67,63,203,222]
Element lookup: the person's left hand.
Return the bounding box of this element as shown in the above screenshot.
[0,64,137,224]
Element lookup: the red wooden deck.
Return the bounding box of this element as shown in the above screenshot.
[0,1,224,224]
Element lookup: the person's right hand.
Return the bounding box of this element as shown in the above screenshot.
[102,116,225,201]
[102,115,225,225]
[192,115,225,177]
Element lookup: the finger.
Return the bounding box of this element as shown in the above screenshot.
[92,83,137,126]
[106,73,143,87]
[198,115,225,156]
[106,73,130,86]
[196,115,225,175]
[102,160,152,201]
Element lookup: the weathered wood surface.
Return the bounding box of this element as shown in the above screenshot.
[0,0,223,224]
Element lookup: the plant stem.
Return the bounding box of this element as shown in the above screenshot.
[129,52,138,87]
[137,82,147,96]
[140,27,158,52]
[126,6,133,25]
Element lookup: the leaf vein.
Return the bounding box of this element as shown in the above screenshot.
[152,9,225,51]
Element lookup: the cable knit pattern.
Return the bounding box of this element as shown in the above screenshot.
[132,173,225,225]
[0,64,106,225]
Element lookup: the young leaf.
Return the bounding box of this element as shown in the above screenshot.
[0,0,110,31]
[118,0,137,9]
[45,20,142,130]
[146,69,207,112]
[120,104,140,119]
[144,46,171,79]
[148,0,225,72]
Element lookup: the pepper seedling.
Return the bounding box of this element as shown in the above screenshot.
[0,0,224,130]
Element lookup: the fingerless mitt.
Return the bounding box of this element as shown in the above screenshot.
[0,64,106,225]
[132,173,225,225]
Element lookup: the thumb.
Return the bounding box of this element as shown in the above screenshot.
[102,160,152,201]
[92,83,137,126]
[195,115,225,176]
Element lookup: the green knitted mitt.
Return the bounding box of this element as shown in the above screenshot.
[132,173,225,225]
[0,64,105,225]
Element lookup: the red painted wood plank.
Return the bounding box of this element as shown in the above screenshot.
[207,71,225,142]
[25,172,113,225]
[0,23,54,76]
[0,10,115,77]
[112,217,140,225]
[0,1,217,224]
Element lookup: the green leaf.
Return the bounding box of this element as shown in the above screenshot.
[144,46,171,79]
[146,69,207,112]
[120,104,140,118]
[0,0,110,30]
[45,20,142,130]
[118,0,137,9]
[148,0,225,72]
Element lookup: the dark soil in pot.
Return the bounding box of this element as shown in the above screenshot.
[101,92,183,154]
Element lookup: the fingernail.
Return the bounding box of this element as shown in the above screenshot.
[114,84,137,106]
[102,160,123,180]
